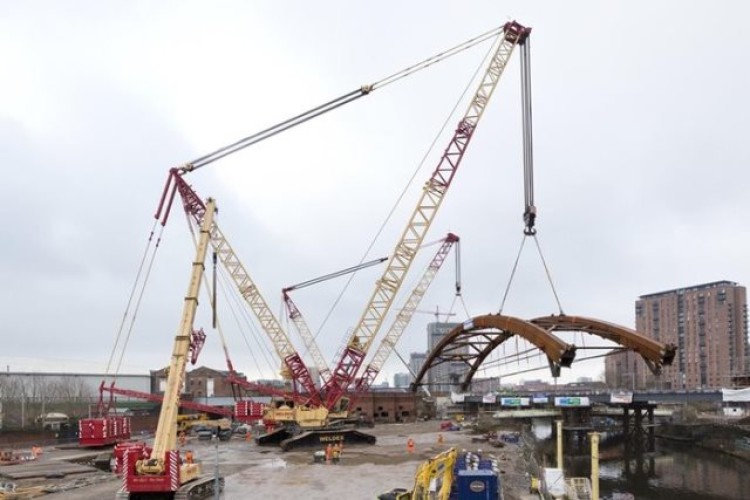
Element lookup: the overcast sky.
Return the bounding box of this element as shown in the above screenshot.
[2,1,748,388]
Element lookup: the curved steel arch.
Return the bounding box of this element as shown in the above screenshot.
[531,315,677,375]
[411,314,576,392]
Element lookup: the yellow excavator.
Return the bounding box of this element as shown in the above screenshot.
[379,447,503,500]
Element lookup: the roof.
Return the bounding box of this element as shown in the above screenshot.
[639,280,739,299]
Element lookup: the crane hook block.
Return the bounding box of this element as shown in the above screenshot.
[523,205,537,235]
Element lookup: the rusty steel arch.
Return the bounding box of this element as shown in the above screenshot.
[411,314,576,392]
[531,315,677,375]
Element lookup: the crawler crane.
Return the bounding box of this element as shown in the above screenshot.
[321,21,530,412]
[117,199,221,500]
[351,233,459,405]
[103,23,528,454]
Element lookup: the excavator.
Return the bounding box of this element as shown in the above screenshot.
[117,199,221,499]
[379,447,502,500]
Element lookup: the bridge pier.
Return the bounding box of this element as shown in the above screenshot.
[555,407,594,454]
[621,402,656,454]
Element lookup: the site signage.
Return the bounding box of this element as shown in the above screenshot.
[500,397,530,407]
[554,396,590,407]
[610,391,633,404]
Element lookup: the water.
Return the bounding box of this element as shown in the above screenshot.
[531,420,750,499]
[597,441,750,499]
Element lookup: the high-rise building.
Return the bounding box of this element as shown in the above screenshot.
[606,281,748,390]
[427,322,466,393]
[409,352,427,379]
[393,372,411,388]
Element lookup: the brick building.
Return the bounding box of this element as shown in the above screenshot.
[349,391,421,423]
[150,366,247,399]
[605,281,749,390]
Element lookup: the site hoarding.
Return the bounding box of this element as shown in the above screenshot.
[500,397,530,407]
[610,391,633,404]
[553,396,590,407]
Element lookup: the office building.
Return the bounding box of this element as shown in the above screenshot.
[409,352,427,379]
[427,322,466,393]
[393,372,411,388]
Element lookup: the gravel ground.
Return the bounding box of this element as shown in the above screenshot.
[2,420,532,499]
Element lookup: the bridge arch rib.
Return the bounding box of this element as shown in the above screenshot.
[531,315,676,375]
[410,314,576,392]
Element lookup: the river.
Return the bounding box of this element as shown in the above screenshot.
[531,420,750,499]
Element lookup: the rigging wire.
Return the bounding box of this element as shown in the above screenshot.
[105,219,160,377]
[105,26,508,384]
[215,266,278,380]
[532,234,564,315]
[493,350,618,379]
[182,212,278,380]
[313,33,501,343]
[112,228,165,378]
[213,264,278,379]
[497,234,527,314]
[181,26,504,173]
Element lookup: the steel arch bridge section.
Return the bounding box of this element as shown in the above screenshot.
[531,315,677,375]
[411,314,576,392]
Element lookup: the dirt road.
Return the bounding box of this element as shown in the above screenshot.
[1,420,531,499]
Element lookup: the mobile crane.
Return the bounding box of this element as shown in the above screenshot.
[320,21,530,412]
[117,198,220,500]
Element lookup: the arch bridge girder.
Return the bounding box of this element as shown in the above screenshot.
[531,315,677,375]
[411,314,576,392]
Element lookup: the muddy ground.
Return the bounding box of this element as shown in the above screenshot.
[1,420,532,499]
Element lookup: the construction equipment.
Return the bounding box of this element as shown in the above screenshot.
[165,172,321,404]
[262,21,529,446]
[379,447,503,499]
[321,21,530,412]
[117,198,221,499]
[282,256,389,386]
[352,233,460,403]
[162,174,372,450]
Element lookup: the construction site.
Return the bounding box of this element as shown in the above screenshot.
[4,3,748,500]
